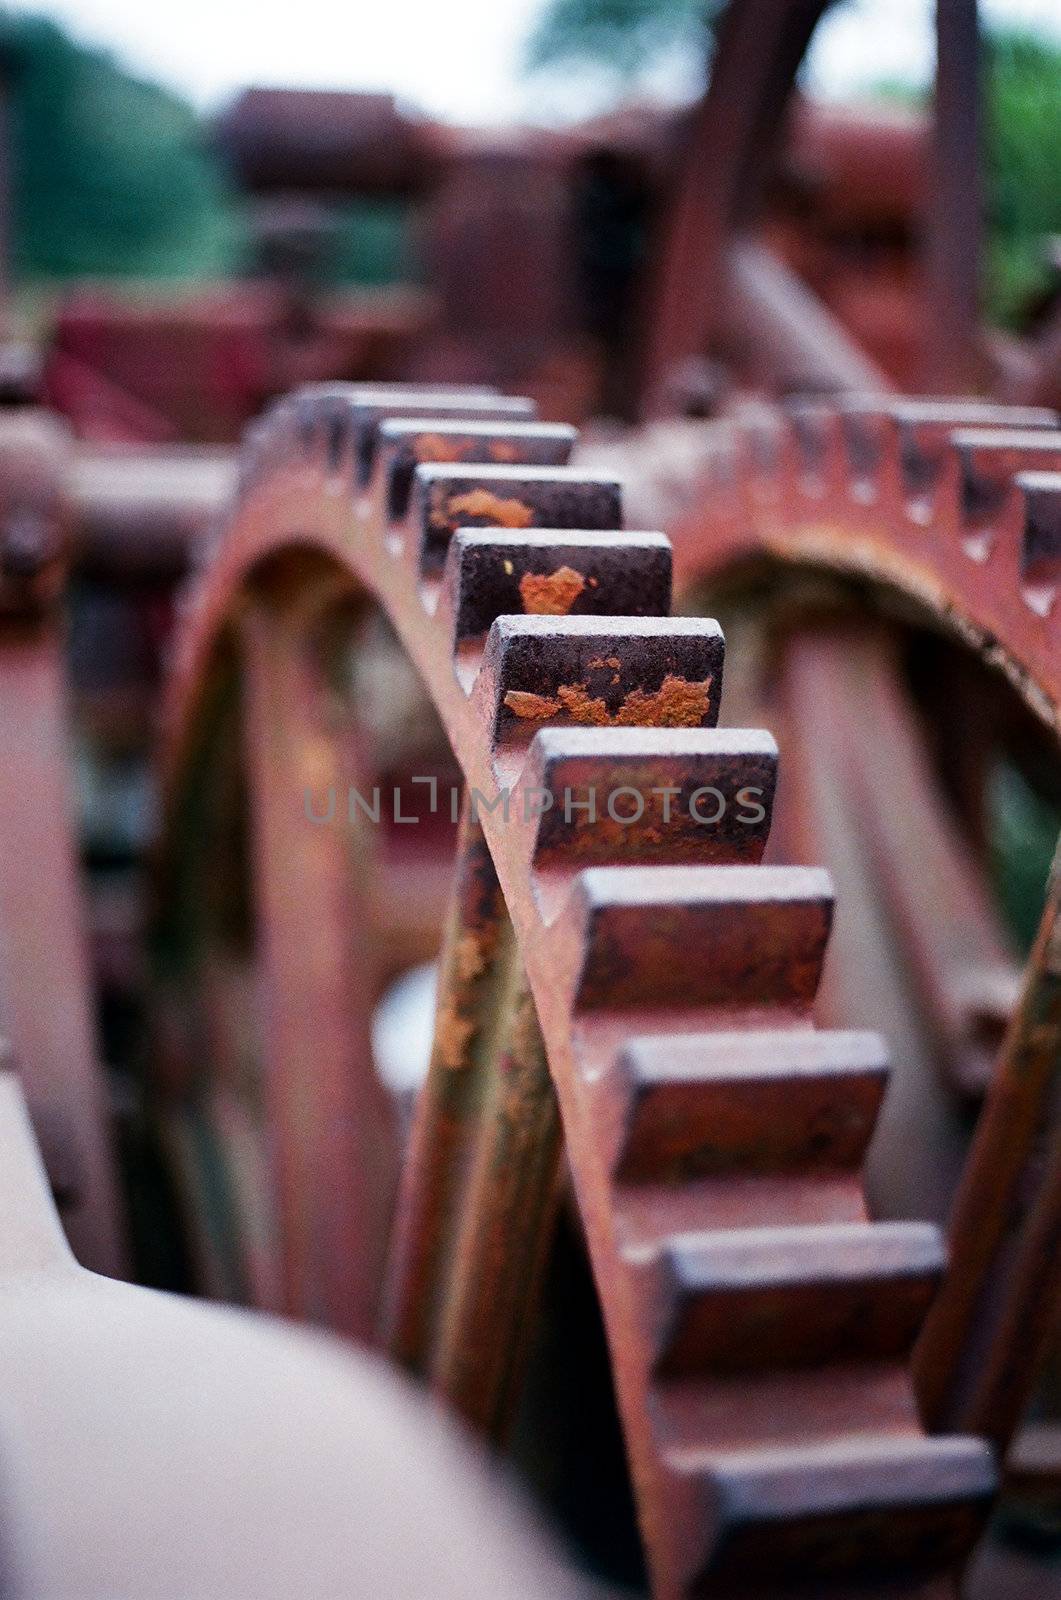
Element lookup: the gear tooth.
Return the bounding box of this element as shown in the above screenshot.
[675,393,1061,717]
[477,613,724,747]
[638,1222,944,1378]
[736,406,787,514]
[518,726,775,869]
[670,1434,995,1589]
[889,400,1057,506]
[700,422,744,527]
[258,394,302,466]
[609,1029,887,1182]
[441,528,672,648]
[236,417,271,501]
[363,395,537,487]
[375,419,577,520]
[259,391,318,470]
[835,398,895,502]
[783,400,845,501]
[1016,468,1061,616]
[948,427,1061,563]
[308,395,357,475]
[407,462,623,575]
[366,382,502,396]
[288,385,536,486]
[817,398,1057,512]
[896,405,979,507]
[559,862,832,1011]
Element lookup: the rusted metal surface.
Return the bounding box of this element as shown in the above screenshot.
[722,238,895,397]
[430,965,561,1439]
[238,579,398,1336]
[382,799,514,1371]
[914,842,1061,1457]
[28,27,1028,438]
[46,285,435,444]
[841,634,1021,1101]
[158,382,1001,1595]
[417,146,580,401]
[0,413,125,1276]
[598,397,1061,732]
[585,390,1061,1508]
[758,623,994,1229]
[924,0,983,393]
[69,443,236,578]
[641,0,833,415]
[781,97,928,232]
[215,88,433,195]
[0,411,71,614]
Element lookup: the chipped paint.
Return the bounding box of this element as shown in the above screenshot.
[503,673,713,728]
[416,434,466,464]
[503,690,562,720]
[608,674,714,726]
[433,1002,477,1070]
[443,489,535,529]
[454,930,487,984]
[519,566,586,615]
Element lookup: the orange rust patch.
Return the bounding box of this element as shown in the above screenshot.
[555,685,609,725]
[434,1003,476,1070]
[504,673,712,727]
[503,690,562,720]
[556,674,713,728]
[615,674,713,726]
[519,566,586,615]
[454,931,486,983]
[416,433,466,464]
[445,489,535,529]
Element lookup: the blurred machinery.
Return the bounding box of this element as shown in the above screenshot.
[38,66,1061,445]
[0,1,1057,1596]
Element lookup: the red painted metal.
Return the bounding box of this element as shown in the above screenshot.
[585,388,1061,1522]
[238,579,398,1336]
[157,382,1002,1594]
[924,0,983,392]
[0,413,125,1276]
[641,0,834,416]
[915,844,1061,1458]
[596,397,1061,729]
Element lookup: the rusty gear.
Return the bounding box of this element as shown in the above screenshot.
[149,382,1030,1596]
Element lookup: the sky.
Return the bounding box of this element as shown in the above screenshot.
[4,0,1061,121]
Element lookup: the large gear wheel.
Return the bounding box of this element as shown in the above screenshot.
[153,383,1007,1597]
[603,397,1061,727]
[582,392,1061,1536]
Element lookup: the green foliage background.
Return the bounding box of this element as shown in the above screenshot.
[0,13,418,290]
[2,14,241,281]
[527,0,722,76]
[985,29,1061,325]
